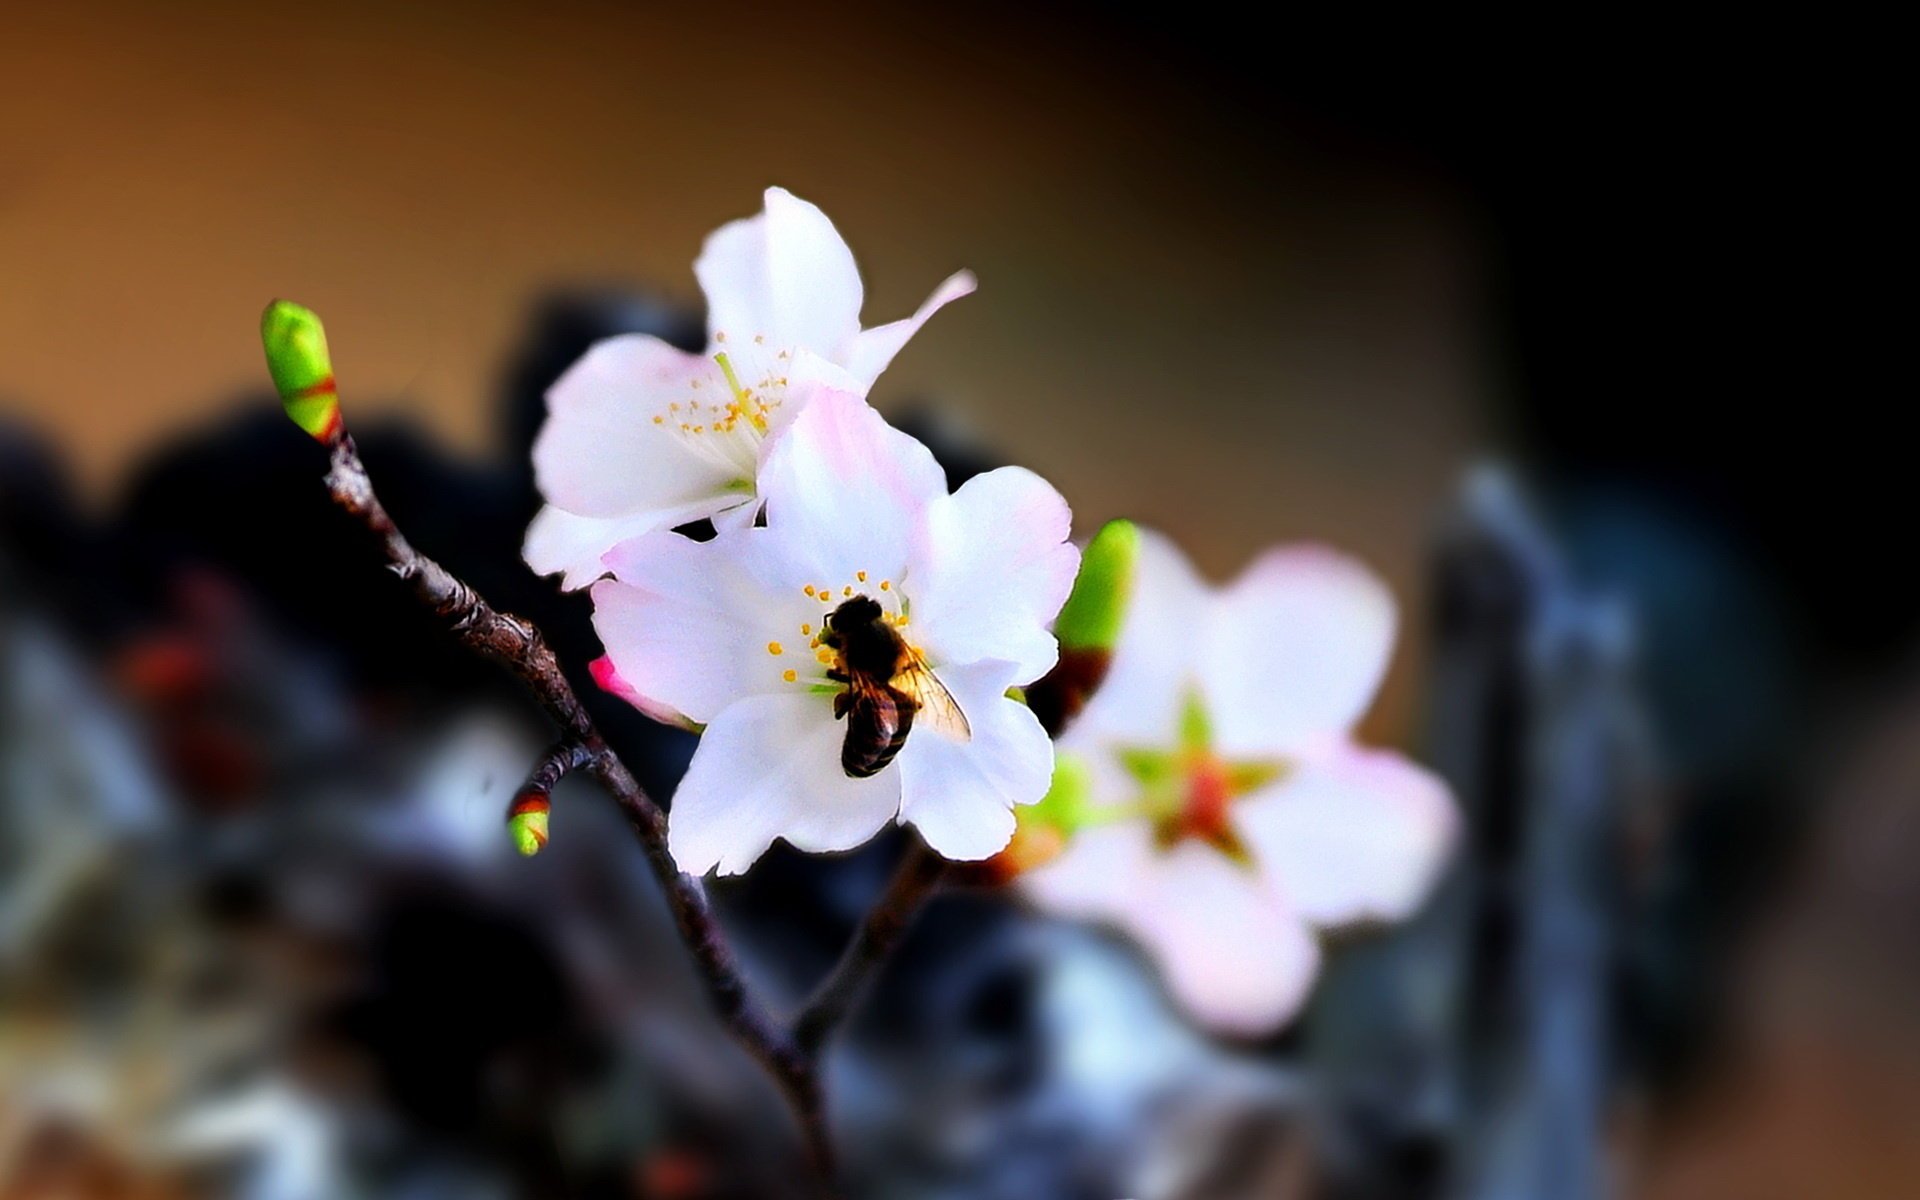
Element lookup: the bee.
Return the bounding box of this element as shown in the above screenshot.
[821,595,971,777]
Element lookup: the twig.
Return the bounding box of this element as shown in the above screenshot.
[521,740,598,796]
[793,840,950,1053]
[319,435,837,1181]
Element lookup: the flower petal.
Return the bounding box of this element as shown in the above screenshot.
[524,502,727,590]
[1236,747,1457,928]
[532,335,737,518]
[1200,545,1397,757]
[695,187,864,359]
[896,659,1053,860]
[590,529,806,724]
[757,387,947,586]
[668,693,901,876]
[1021,818,1158,918]
[909,466,1078,684]
[589,656,696,731]
[841,270,977,386]
[1130,843,1323,1036]
[1058,528,1212,751]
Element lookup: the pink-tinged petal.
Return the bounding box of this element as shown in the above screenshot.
[695,187,864,359]
[532,336,738,518]
[909,466,1078,685]
[1131,844,1323,1036]
[1058,528,1211,752]
[1200,545,1397,757]
[841,270,977,387]
[1021,817,1158,919]
[896,659,1053,860]
[668,693,901,876]
[589,529,805,724]
[750,350,866,467]
[524,502,721,591]
[1237,747,1458,928]
[757,387,947,586]
[588,656,697,731]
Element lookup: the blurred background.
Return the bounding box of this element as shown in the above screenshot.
[2,3,1908,1197]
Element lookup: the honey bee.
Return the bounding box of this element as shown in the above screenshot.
[821,595,971,777]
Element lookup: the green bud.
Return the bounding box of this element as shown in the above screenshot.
[1028,751,1095,833]
[507,794,551,856]
[1054,519,1140,652]
[260,300,342,442]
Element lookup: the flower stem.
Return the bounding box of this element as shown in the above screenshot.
[793,840,950,1054]
[316,434,839,1184]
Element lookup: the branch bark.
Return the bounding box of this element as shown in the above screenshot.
[320,436,840,1180]
[314,432,982,1190]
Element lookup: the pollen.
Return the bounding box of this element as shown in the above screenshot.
[817,648,835,665]
[800,623,811,635]
[767,641,784,656]
[804,585,815,596]
[753,334,765,344]
[857,571,867,582]
[670,403,680,412]
[842,586,853,598]
[879,580,891,591]
[653,415,664,424]
[783,668,797,683]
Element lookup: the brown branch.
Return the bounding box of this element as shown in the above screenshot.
[793,840,950,1054]
[519,740,597,798]
[312,429,997,1191]
[319,435,835,1182]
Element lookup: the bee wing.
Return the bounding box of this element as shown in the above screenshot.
[893,658,972,742]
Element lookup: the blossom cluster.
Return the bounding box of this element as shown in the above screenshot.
[524,189,1457,1033]
[529,189,1076,876]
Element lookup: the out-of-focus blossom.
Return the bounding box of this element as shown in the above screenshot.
[591,388,1076,874]
[525,187,975,589]
[1023,531,1456,1035]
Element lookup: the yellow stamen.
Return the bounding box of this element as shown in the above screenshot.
[767,641,784,656]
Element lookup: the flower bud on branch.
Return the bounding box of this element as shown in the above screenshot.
[260,300,343,444]
[508,742,599,855]
[1026,519,1140,736]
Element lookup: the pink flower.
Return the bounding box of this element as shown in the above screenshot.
[1023,531,1457,1035]
[590,388,1078,875]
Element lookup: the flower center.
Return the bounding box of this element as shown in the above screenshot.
[769,573,910,688]
[1115,693,1286,866]
[652,339,792,482]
